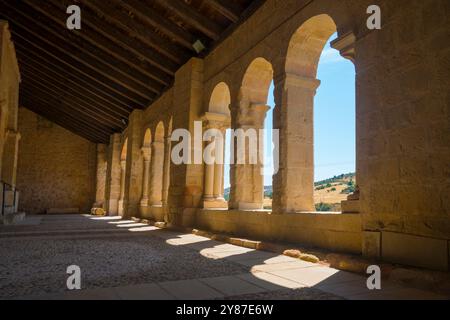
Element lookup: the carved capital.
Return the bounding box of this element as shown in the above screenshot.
[330,32,356,62]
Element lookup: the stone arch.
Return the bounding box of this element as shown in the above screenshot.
[229,58,274,210]
[272,14,355,213]
[240,57,274,106]
[208,82,231,116]
[202,83,231,209]
[285,14,338,77]
[142,128,152,148]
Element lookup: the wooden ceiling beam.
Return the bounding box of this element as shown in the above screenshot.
[1,1,164,96]
[112,0,197,50]
[16,53,131,119]
[14,41,134,116]
[155,0,223,40]
[45,0,179,76]
[21,82,120,135]
[20,68,124,130]
[12,32,147,108]
[21,89,114,137]
[21,96,111,143]
[80,0,191,64]
[6,20,154,105]
[21,0,172,86]
[204,0,241,22]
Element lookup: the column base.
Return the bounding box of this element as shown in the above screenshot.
[238,202,263,211]
[203,198,228,209]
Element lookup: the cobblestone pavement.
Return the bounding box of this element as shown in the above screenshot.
[0,215,447,300]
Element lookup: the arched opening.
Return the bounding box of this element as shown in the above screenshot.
[203,82,231,209]
[230,58,273,210]
[281,14,355,213]
[149,122,165,221]
[314,34,356,212]
[118,138,128,216]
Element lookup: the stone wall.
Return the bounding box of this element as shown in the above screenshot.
[16,108,96,214]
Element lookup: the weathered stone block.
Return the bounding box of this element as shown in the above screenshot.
[382,231,449,271]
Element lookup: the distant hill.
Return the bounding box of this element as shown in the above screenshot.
[224,172,356,201]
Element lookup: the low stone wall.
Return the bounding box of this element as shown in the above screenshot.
[194,210,363,255]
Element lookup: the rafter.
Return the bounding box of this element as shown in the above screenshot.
[155,0,223,40]
[21,0,172,86]
[14,43,132,117]
[112,0,197,50]
[205,0,241,22]
[80,0,191,64]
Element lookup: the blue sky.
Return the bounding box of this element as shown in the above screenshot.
[224,34,355,187]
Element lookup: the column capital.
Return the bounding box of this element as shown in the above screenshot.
[5,129,21,141]
[202,112,231,130]
[141,147,151,161]
[152,141,165,149]
[330,31,356,62]
[275,73,321,91]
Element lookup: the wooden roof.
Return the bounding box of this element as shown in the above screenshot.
[0,0,265,143]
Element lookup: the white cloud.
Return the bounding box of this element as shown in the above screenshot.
[320,48,345,64]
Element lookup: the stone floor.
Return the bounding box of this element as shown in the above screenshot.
[0,215,447,300]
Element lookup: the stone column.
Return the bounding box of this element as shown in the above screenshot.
[140,147,151,207]
[118,159,126,216]
[213,127,226,200]
[202,113,229,209]
[272,73,320,213]
[149,141,164,206]
[1,130,20,187]
[104,134,121,215]
[162,136,172,223]
[162,137,171,206]
[93,144,107,208]
[123,110,144,219]
[230,104,269,210]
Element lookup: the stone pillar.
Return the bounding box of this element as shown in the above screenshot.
[140,147,151,207]
[149,141,164,206]
[162,136,172,223]
[1,130,20,187]
[272,73,320,213]
[162,137,171,206]
[203,138,215,201]
[104,134,122,215]
[123,110,144,218]
[202,113,229,209]
[230,104,269,210]
[213,128,226,200]
[118,159,126,216]
[93,144,107,208]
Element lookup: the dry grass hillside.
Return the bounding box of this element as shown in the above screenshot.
[259,173,356,211]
